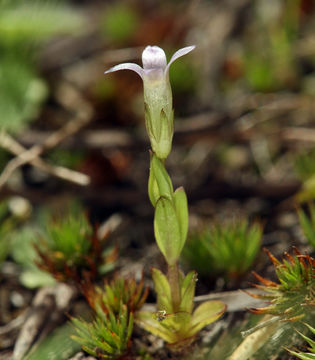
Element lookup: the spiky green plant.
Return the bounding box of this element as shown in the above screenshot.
[287,323,315,360]
[226,248,315,360]
[249,248,315,321]
[298,203,315,249]
[35,212,117,284]
[182,219,262,280]
[83,275,149,315]
[72,304,133,359]
[72,275,147,359]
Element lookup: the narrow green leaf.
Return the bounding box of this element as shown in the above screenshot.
[173,187,189,252]
[287,349,315,360]
[127,312,134,340]
[25,324,80,360]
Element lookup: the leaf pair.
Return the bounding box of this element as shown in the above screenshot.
[148,154,188,265]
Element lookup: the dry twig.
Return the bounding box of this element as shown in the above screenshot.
[0,83,93,188]
[0,132,90,186]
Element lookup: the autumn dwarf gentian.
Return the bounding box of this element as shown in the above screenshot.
[105,45,195,159]
[105,45,226,350]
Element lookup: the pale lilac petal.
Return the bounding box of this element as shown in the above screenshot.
[104,63,144,79]
[142,46,167,70]
[166,45,196,74]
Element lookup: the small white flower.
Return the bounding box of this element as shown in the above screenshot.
[105,45,195,83]
[105,45,195,159]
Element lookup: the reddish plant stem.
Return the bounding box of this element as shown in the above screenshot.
[167,262,181,312]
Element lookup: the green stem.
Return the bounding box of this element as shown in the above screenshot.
[167,262,181,312]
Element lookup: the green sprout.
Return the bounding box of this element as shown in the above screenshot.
[72,304,133,359]
[287,323,315,360]
[298,203,315,249]
[35,212,117,284]
[182,219,262,280]
[105,45,225,350]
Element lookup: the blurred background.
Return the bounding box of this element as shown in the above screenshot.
[1,0,315,266]
[0,0,315,358]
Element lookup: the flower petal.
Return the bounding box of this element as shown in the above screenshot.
[166,45,196,74]
[104,63,144,79]
[142,46,167,70]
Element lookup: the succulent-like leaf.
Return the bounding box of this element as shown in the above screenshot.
[151,268,172,313]
[179,271,197,314]
[137,301,225,350]
[189,300,226,334]
[160,311,191,333]
[136,310,193,346]
[135,310,176,343]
